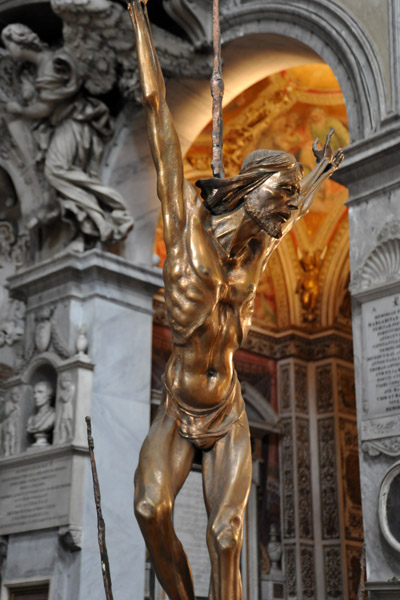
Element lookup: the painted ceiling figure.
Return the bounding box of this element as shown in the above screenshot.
[128,1,343,599]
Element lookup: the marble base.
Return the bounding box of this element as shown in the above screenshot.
[366,581,400,599]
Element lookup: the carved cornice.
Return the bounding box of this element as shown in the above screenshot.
[350,220,400,295]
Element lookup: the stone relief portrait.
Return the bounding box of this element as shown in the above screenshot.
[54,372,75,444]
[27,379,55,447]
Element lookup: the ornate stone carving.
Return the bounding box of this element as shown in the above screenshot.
[279,364,291,411]
[361,414,400,440]
[339,418,363,541]
[22,304,71,371]
[316,364,333,413]
[281,418,295,539]
[296,418,313,539]
[26,380,56,447]
[0,219,27,375]
[300,545,316,599]
[1,23,134,251]
[345,544,363,600]
[362,436,400,457]
[2,388,21,457]
[54,373,75,444]
[323,545,343,599]
[163,0,212,49]
[337,363,356,413]
[318,418,340,539]
[58,525,82,552]
[284,544,297,599]
[350,220,400,293]
[294,364,308,413]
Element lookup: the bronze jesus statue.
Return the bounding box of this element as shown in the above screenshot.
[128,1,343,598]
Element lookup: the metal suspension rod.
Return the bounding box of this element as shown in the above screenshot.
[211,0,225,178]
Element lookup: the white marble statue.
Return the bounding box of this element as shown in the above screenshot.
[54,373,75,444]
[3,388,20,456]
[27,380,55,447]
[1,23,134,251]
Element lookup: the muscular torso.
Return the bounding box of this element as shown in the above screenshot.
[163,183,269,412]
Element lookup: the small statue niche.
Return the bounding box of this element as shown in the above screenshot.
[27,368,57,448]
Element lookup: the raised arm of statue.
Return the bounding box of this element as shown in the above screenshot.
[297,128,343,217]
[127,0,185,250]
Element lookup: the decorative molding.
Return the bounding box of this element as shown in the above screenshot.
[361,414,400,441]
[378,460,400,553]
[350,221,400,295]
[362,436,400,458]
[284,544,297,599]
[296,418,313,539]
[316,365,333,413]
[300,545,316,600]
[294,364,308,414]
[58,525,82,552]
[337,364,356,414]
[323,545,343,600]
[281,418,295,539]
[278,364,291,412]
[318,418,340,539]
[339,418,363,542]
[163,0,212,48]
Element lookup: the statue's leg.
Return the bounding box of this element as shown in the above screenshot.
[134,404,196,600]
[202,415,252,600]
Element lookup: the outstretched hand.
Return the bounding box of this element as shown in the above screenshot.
[312,128,344,171]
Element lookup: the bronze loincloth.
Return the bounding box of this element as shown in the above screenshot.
[162,373,246,450]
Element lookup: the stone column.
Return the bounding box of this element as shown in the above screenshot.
[2,250,162,600]
[276,331,358,600]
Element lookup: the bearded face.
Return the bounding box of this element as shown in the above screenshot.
[244,167,302,238]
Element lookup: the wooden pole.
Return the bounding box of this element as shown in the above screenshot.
[211,0,225,178]
[86,416,114,600]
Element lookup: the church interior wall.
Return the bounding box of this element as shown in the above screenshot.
[0,0,399,599]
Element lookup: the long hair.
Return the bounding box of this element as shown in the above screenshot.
[196,149,299,216]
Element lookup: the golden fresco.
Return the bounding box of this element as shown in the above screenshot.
[154,63,349,329]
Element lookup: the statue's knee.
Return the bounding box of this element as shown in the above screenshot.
[208,515,242,554]
[134,496,170,527]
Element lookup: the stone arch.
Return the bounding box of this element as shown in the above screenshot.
[220,0,387,141]
[110,1,376,264]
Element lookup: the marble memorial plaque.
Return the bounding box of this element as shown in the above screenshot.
[363,293,400,417]
[174,470,210,598]
[0,456,71,535]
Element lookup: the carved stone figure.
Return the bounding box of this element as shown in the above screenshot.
[54,373,75,444]
[3,388,20,456]
[1,23,134,251]
[295,249,325,323]
[27,380,55,447]
[128,1,343,598]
